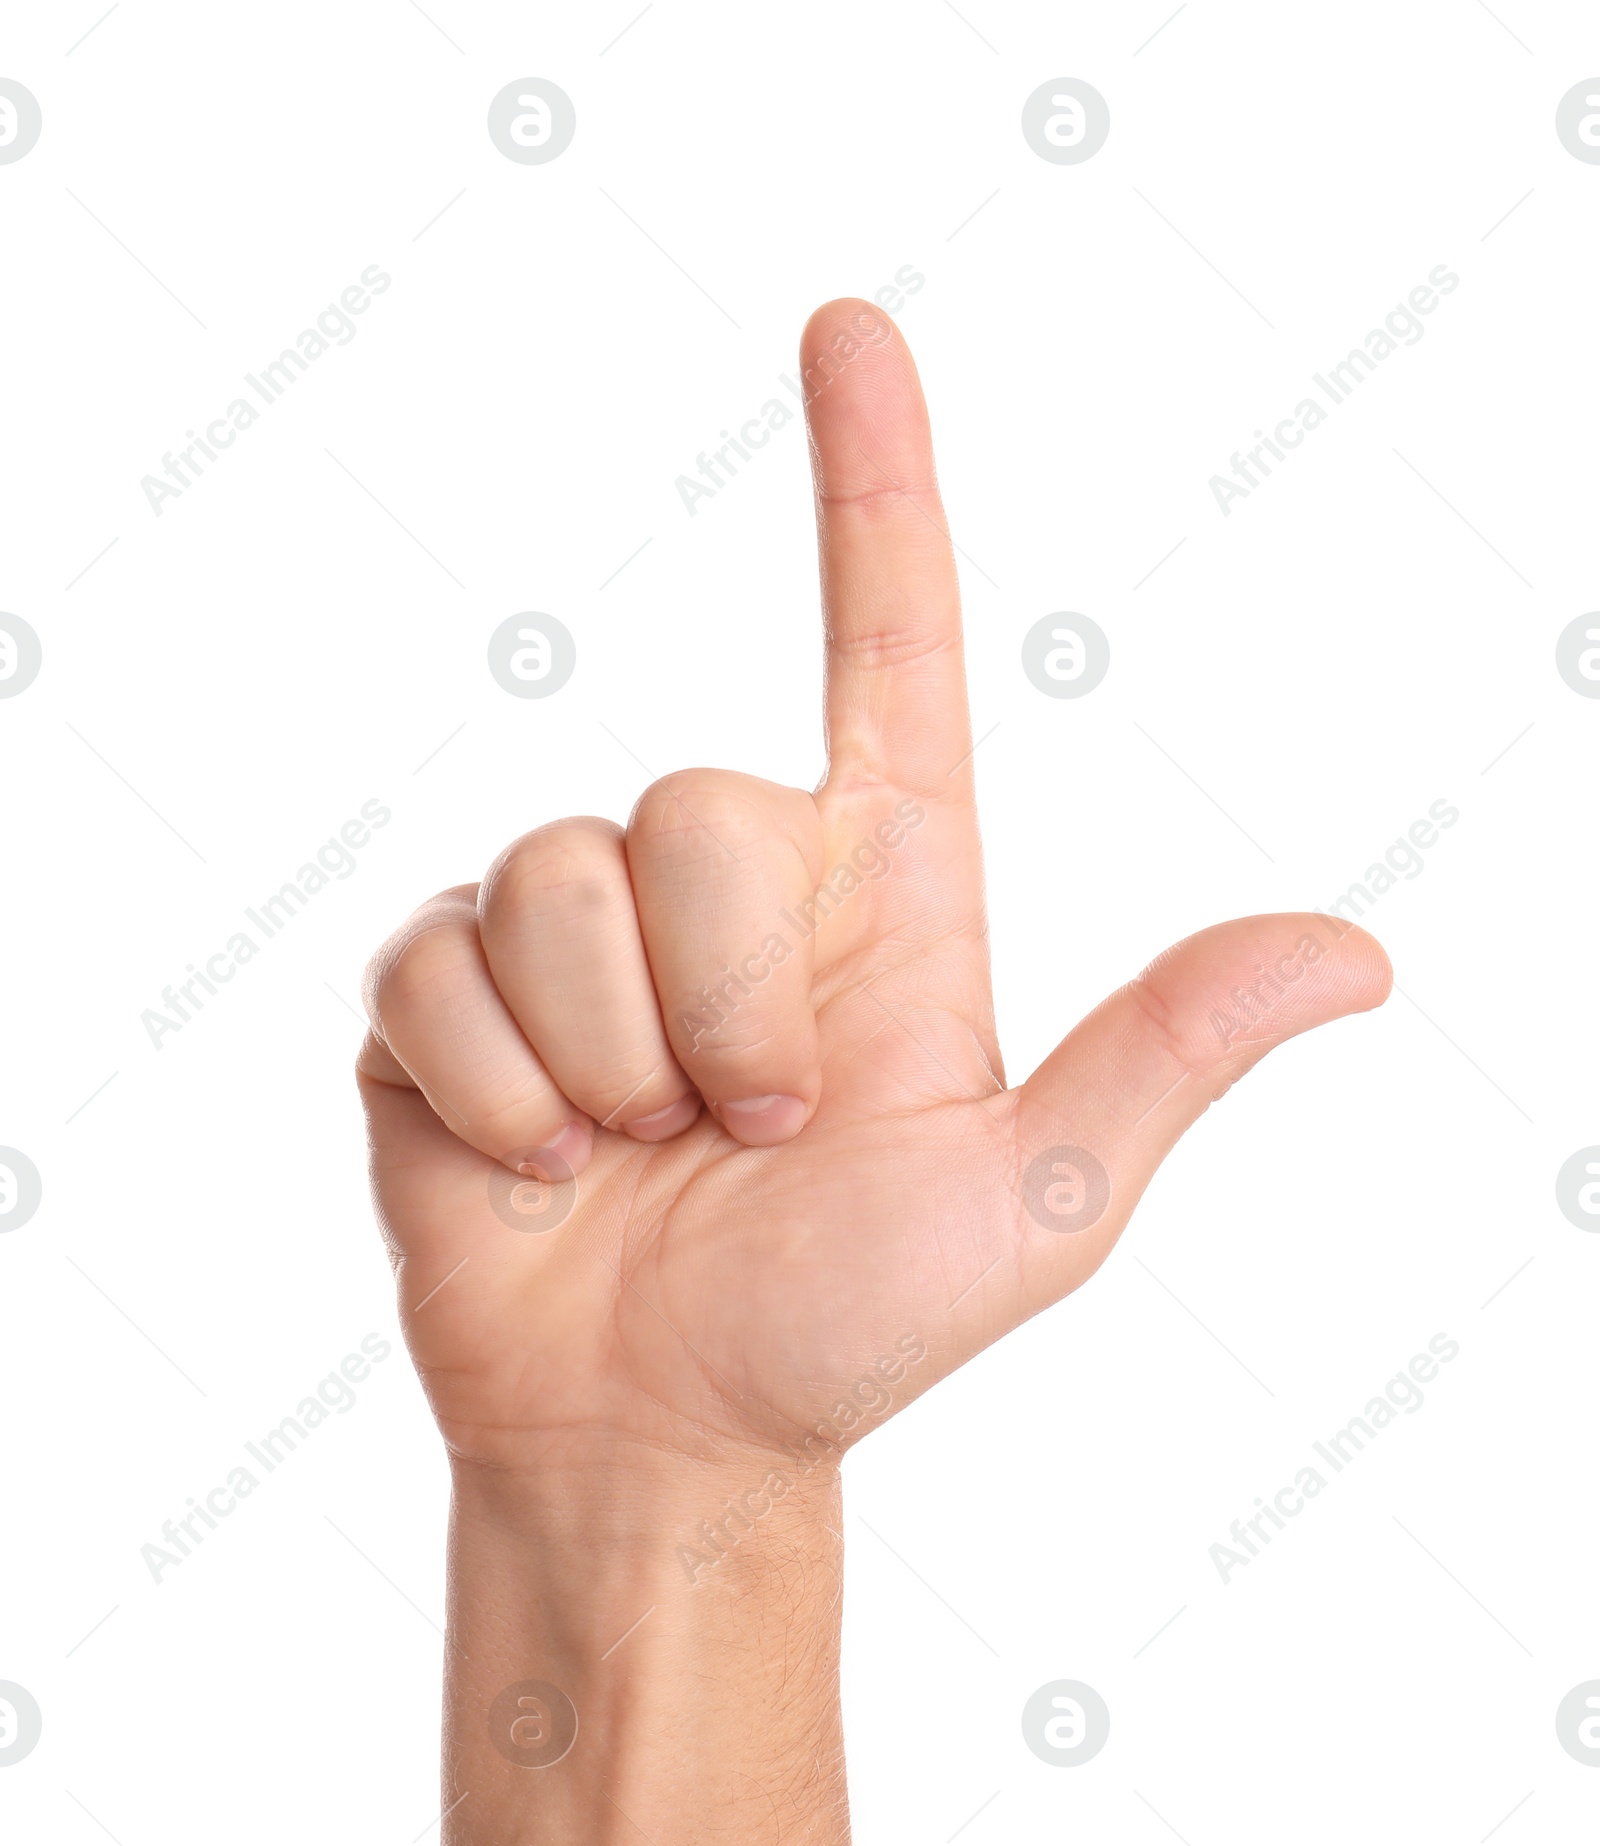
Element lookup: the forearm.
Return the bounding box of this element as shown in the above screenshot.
[442,1442,849,1845]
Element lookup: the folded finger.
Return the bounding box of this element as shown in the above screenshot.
[477,817,700,1142]
[626,770,825,1146]
[362,887,591,1176]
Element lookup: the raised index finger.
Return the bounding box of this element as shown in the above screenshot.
[802,298,972,798]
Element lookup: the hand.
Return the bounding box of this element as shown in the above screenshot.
[356,298,1391,1842]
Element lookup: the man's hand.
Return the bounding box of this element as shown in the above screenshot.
[357,299,1391,1843]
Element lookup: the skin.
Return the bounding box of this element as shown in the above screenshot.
[356,298,1392,1843]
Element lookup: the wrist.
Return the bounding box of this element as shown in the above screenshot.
[443,1440,849,1845]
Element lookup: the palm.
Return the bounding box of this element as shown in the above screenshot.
[358,300,1389,1476]
[365,785,1007,1463]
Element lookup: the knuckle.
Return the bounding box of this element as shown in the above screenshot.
[630,770,766,855]
[688,1031,784,1071]
[1125,973,1232,1083]
[471,1086,567,1139]
[371,918,482,1023]
[674,1004,810,1071]
[481,817,626,927]
[826,622,957,673]
[565,1061,676,1122]
[815,474,941,512]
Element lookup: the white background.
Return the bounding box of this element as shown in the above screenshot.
[2,2,1597,1840]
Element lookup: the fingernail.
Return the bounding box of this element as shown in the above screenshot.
[513,1120,591,1179]
[719,1095,807,1145]
[622,1095,701,1142]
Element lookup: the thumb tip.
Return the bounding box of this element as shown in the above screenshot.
[1149,912,1394,1055]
